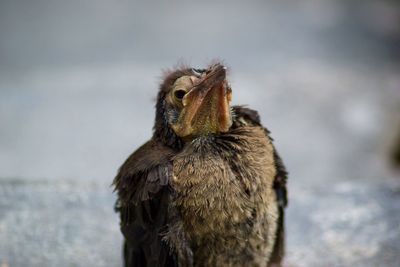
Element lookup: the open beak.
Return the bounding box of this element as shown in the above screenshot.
[172,64,233,138]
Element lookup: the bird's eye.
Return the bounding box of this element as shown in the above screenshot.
[174,89,186,101]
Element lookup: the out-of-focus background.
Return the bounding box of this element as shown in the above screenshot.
[1,0,399,266]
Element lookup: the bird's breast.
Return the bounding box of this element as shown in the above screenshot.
[171,126,277,239]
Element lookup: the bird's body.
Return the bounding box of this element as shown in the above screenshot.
[114,64,287,267]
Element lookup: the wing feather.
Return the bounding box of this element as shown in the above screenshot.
[113,140,178,267]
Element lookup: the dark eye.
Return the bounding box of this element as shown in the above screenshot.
[174,89,186,100]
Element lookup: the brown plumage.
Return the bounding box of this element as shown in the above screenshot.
[113,63,288,267]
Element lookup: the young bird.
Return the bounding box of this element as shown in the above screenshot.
[113,63,288,267]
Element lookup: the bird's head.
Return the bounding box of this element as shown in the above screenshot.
[154,63,233,148]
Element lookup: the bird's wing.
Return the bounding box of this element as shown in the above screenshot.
[113,140,178,267]
[232,105,288,207]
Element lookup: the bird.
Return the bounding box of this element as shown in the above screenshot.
[113,62,288,267]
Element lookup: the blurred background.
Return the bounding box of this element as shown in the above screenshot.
[1,0,399,266]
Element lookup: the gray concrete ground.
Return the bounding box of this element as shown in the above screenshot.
[1,1,400,266]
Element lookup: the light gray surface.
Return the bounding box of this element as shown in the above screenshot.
[1,0,400,266]
[0,179,121,267]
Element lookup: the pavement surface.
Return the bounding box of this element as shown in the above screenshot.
[1,1,400,266]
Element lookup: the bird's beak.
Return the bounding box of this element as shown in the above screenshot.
[173,64,232,138]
